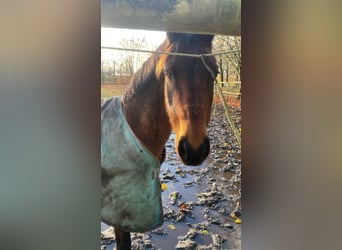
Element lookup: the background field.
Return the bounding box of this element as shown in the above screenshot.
[101,83,241,110]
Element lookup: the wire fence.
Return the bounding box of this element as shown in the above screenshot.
[102,46,240,58]
[101,46,241,146]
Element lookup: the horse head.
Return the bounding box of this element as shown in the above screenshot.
[156,32,218,166]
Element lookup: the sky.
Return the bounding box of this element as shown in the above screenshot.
[101,27,166,60]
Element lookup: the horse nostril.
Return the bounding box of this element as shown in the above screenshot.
[178,136,210,165]
[178,137,193,162]
[178,137,188,160]
[203,147,209,158]
[202,137,210,159]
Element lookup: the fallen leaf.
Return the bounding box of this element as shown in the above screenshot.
[161,183,168,191]
[231,211,241,220]
[235,218,241,224]
[202,230,209,235]
[179,203,187,213]
[168,224,176,230]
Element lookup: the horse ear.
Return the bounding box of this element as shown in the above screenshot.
[166,32,182,43]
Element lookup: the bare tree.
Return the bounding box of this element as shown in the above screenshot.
[213,35,241,82]
[117,37,149,76]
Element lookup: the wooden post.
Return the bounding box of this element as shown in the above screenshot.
[101,0,241,36]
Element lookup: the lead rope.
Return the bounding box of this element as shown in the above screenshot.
[200,55,241,148]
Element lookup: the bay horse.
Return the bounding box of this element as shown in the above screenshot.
[105,32,218,249]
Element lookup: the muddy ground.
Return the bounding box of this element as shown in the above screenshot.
[101,100,241,250]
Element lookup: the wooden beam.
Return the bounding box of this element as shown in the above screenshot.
[101,0,241,36]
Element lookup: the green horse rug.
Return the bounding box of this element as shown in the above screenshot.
[101,97,163,232]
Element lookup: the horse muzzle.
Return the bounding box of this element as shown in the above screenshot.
[177,136,210,166]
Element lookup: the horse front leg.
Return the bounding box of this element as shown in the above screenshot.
[114,228,131,250]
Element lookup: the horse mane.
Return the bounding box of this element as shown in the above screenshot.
[122,38,171,103]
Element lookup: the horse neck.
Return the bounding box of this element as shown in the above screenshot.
[122,56,171,161]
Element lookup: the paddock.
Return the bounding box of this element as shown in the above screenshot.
[101,1,241,249]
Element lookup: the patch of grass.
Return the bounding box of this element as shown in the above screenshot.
[101,84,127,98]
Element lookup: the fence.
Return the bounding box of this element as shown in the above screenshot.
[218,81,241,97]
[101,58,132,84]
[101,72,131,85]
[101,59,115,83]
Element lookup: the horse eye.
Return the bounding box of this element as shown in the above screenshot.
[164,70,173,79]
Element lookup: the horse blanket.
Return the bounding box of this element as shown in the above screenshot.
[101,97,163,232]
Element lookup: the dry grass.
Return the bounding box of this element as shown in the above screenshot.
[101,83,240,109]
[101,83,128,98]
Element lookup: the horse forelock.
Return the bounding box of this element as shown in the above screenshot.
[155,42,173,80]
[155,34,216,79]
[155,54,167,80]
